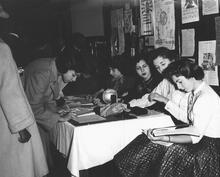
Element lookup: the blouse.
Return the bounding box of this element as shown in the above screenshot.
[167,82,220,144]
[129,79,176,108]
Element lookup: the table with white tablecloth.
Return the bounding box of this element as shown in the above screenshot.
[50,112,174,177]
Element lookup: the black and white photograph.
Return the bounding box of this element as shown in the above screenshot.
[0,0,220,177]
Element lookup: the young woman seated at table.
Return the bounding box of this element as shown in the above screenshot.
[128,47,176,108]
[114,59,220,177]
[123,54,162,106]
[91,54,135,106]
[127,47,188,119]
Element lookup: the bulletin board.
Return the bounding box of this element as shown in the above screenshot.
[176,0,220,87]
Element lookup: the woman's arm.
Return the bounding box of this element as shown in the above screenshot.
[149,90,188,123]
[129,79,175,108]
[145,129,192,144]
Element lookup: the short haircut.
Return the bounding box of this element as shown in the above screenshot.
[164,59,204,80]
[149,47,177,63]
[55,47,77,74]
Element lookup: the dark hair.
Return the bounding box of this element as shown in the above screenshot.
[134,54,151,71]
[164,59,204,80]
[134,54,150,65]
[55,47,77,74]
[134,53,164,79]
[108,54,133,76]
[149,47,177,63]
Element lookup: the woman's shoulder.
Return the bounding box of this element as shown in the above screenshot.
[196,83,220,106]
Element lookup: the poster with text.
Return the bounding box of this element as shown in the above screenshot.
[153,0,175,49]
[202,0,219,15]
[198,40,216,71]
[181,0,199,24]
[140,0,154,35]
[198,40,219,85]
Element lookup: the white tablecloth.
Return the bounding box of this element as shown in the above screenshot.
[50,112,174,177]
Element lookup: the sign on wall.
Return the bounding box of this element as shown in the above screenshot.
[153,0,175,49]
[140,0,154,35]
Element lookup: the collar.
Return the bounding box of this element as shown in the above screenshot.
[193,81,205,95]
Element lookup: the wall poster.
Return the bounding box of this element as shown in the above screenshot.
[198,40,219,86]
[153,0,175,49]
[181,0,199,24]
[140,0,154,35]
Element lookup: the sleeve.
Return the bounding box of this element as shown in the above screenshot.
[165,91,188,123]
[129,79,175,108]
[190,94,216,144]
[0,43,34,133]
[25,69,60,131]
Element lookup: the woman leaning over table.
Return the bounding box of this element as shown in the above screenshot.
[114,59,220,177]
[23,46,78,170]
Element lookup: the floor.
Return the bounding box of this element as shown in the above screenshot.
[50,149,120,177]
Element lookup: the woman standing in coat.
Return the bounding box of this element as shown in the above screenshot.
[0,40,48,177]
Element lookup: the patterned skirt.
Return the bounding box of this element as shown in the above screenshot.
[114,134,220,177]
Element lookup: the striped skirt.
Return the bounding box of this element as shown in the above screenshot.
[114,134,220,177]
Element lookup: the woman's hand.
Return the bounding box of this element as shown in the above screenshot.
[111,103,128,113]
[18,128,31,143]
[58,112,76,122]
[143,129,169,142]
[148,93,169,104]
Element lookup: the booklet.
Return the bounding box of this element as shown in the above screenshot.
[152,125,200,137]
[69,114,106,125]
[70,107,94,116]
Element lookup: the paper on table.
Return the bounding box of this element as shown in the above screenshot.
[70,107,94,116]
[77,112,96,117]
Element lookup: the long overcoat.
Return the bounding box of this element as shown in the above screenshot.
[0,42,48,177]
[23,57,60,131]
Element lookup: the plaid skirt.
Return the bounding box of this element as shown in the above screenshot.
[114,134,220,177]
